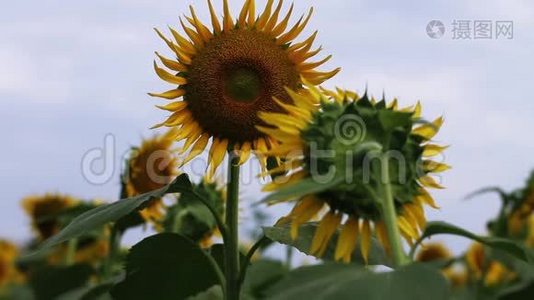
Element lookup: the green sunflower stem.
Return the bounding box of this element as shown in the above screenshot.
[380,154,409,268]
[225,152,241,300]
[64,238,78,266]
[103,225,122,279]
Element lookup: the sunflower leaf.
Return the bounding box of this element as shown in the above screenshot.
[413,221,534,264]
[111,233,221,300]
[262,263,449,300]
[30,264,94,300]
[263,223,391,266]
[26,174,194,258]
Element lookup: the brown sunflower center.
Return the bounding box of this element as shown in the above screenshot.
[184,29,300,143]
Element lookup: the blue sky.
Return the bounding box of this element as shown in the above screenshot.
[1,0,534,255]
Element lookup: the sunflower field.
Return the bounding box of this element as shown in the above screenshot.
[1,1,534,300]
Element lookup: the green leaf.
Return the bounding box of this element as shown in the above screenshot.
[26,175,193,258]
[263,263,449,300]
[110,233,220,300]
[499,281,534,300]
[79,282,115,300]
[464,187,508,201]
[30,264,94,300]
[261,176,345,204]
[263,224,390,266]
[415,221,534,263]
[242,260,288,299]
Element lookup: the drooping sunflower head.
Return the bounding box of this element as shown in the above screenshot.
[164,179,226,248]
[464,243,516,287]
[126,129,179,223]
[258,84,449,263]
[150,0,339,177]
[21,194,78,240]
[507,172,534,237]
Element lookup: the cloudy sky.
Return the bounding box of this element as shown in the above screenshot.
[1,0,533,255]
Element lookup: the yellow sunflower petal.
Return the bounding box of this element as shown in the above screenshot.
[206,0,222,34]
[360,220,371,263]
[182,134,209,165]
[208,138,229,178]
[167,26,197,55]
[179,17,205,49]
[238,142,252,165]
[416,188,440,209]
[154,28,181,56]
[277,7,313,45]
[420,175,445,189]
[188,6,213,42]
[176,121,201,142]
[264,0,284,32]
[289,196,324,240]
[153,61,187,85]
[374,221,391,255]
[150,89,186,100]
[271,3,294,37]
[247,0,256,26]
[335,217,359,263]
[182,127,202,152]
[413,117,444,140]
[397,216,419,240]
[310,212,341,257]
[155,52,188,72]
[423,144,449,157]
[256,0,274,29]
[297,55,332,71]
[423,160,451,173]
[223,0,234,32]
[239,0,252,28]
[289,31,317,52]
[155,100,188,112]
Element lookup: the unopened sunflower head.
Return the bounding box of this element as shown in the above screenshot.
[126,129,179,223]
[164,179,225,248]
[258,84,449,263]
[21,194,78,240]
[507,173,534,237]
[150,0,339,177]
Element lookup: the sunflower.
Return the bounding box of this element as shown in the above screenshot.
[126,129,179,223]
[465,243,516,287]
[0,240,23,288]
[258,84,449,263]
[507,189,534,237]
[21,194,78,240]
[416,242,451,262]
[47,238,110,266]
[150,0,339,177]
[416,242,467,287]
